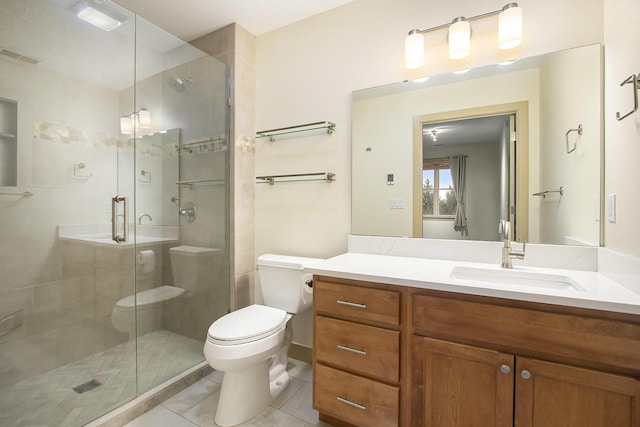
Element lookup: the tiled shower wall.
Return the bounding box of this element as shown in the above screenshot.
[118,53,231,339]
[191,23,257,311]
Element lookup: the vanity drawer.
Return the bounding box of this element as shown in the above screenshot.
[314,279,400,326]
[315,315,399,384]
[314,363,399,427]
[413,293,640,373]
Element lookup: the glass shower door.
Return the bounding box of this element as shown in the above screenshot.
[0,1,230,425]
[0,0,139,425]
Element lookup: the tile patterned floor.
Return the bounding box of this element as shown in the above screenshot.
[0,329,204,427]
[124,359,333,427]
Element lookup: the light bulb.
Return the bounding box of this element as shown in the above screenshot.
[499,3,523,49]
[405,31,424,69]
[448,17,471,60]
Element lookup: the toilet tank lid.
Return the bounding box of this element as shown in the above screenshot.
[257,254,324,270]
[169,245,220,257]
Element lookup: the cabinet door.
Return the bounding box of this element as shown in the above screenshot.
[515,357,640,427]
[413,336,514,427]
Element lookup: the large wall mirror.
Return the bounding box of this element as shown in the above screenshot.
[352,43,603,246]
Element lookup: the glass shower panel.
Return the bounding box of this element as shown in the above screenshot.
[132,17,230,394]
[0,1,230,425]
[0,0,137,425]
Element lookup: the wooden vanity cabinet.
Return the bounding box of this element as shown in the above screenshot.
[312,277,409,427]
[313,277,640,427]
[411,291,640,427]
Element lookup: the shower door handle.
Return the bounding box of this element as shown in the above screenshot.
[112,195,128,243]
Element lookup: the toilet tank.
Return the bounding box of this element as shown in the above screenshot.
[257,254,323,314]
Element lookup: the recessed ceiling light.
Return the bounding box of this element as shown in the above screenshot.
[74,1,126,32]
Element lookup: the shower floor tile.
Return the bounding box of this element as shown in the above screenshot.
[0,329,204,427]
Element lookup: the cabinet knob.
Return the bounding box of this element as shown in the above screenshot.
[500,364,511,374]
[520,370,532,380]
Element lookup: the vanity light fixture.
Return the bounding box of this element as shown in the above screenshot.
[405,2,523,69]
[120,108,151,135]
[73,0,126,32]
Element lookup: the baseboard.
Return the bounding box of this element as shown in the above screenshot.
[289,343,312,364]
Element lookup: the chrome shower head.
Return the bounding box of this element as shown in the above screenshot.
[166,76,193,92]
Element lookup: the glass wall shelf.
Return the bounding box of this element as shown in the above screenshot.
[256,121,335,142]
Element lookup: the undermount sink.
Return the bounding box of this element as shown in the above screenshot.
[449,266,585,292]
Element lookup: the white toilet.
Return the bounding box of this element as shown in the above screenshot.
[203,254,322,427]
[112,245,219,336]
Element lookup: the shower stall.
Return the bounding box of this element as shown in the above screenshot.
[0,0,230,425]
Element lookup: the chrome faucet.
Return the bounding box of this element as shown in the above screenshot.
[499,220,525,269]
[138,213,152,224]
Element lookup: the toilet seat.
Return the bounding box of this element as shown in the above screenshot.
[207,304,287,346]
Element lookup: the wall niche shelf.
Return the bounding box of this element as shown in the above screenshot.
[256,172,335,185]
[256,121,335,142]
[0,97,18,187]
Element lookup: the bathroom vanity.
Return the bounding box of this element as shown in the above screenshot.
[308,252,640,427]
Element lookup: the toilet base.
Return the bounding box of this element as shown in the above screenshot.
[215,360,272,427]
[212,319,294,426]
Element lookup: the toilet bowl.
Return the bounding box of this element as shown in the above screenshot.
[111,285,184,336]
[203,254,323,426]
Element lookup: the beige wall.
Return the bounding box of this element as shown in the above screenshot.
[604,0,640,257]
[255,0,604,347]
[256,0,603,258]
[538,44,602,246]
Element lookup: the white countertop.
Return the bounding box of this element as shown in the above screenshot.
[306,253,640,315]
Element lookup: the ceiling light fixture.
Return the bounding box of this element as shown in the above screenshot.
[120,109,151,135]
[74,0,126,32]
[405,2,523,69]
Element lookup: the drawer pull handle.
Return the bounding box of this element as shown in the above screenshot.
[337,300,367,309]
[337,396,366,411]
[337,345,367,356]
